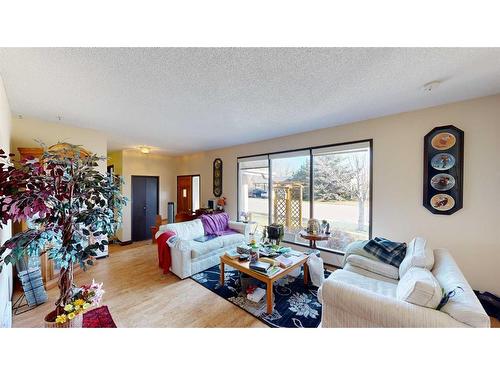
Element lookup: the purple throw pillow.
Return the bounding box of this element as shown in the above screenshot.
[200,212,230,236]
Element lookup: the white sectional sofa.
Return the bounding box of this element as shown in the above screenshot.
[156,218,251,279]
[319,238,490,328]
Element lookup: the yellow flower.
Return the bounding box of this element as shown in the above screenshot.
[67,312,76,320]
[74,305,81,311]
[74,299,85,306]
[55,314,67,324]
[64,304,74,312]
[83,303,91,310]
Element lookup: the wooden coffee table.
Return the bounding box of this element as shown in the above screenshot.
[220,253,309,314]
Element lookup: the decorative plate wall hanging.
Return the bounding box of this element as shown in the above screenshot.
[213,158,223,197]
[423,125,464,215]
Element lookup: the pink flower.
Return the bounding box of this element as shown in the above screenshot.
[87,279,105,306]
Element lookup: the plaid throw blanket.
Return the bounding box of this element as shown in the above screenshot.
[363,237,407,267]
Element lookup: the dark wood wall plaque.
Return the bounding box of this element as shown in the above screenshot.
[423,125,464,215]
[213,158,223,197]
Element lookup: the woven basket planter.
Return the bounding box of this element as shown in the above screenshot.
[44,309,83,328]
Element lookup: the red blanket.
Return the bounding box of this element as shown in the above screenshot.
[157,230,176,274]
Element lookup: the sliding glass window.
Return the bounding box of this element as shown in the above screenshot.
[238,156,270,237]
[237,140,371,254]
[270,151,310,246]
[312,141,371,252]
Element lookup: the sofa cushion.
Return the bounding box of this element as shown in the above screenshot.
[432,249,490,327]
[344,263,399,284]
[329,269,397,298]
[342,240,380,266]
[188,238,224,259]
[399,237,434,278]
[397,267,442,309]
[345,254,400,280]
[219,233,245,248]
[161,219,205,241]
[218,229,240,237]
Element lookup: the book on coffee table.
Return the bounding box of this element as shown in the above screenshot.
[249,261,271,273]
[275,254,293,268]
[287,249,303,257]
[266,266,281,276]
[259,257,279,267]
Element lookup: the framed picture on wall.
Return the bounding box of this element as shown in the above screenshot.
[423,125,464,215]
[213,158,223,197]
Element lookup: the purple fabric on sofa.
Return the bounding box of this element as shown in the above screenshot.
[199,212,237,236]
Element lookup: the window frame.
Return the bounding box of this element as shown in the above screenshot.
[237,139,373,254]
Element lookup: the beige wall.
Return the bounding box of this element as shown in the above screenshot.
[175,94,500,295]
[107,150,123,176]
[10,117,107,173]
[119,149,176,242]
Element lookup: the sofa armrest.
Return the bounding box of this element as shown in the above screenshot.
[169,240,193,279]
[321,277,467,327]
[345,254,399,280]
[174,239,194,253]
[228,221,251,238]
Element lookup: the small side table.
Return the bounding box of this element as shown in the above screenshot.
[299,230,331,249]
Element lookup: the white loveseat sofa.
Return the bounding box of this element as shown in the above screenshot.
[318,238,490,328]
[156,219,250,279]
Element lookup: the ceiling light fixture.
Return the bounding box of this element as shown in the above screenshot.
[139,146,151,154]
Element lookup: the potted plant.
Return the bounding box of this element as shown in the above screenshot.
[0,143,126,327]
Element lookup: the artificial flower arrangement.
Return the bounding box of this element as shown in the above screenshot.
[216,196,227,211]
[55,280,105,324]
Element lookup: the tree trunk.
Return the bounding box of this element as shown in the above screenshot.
[55,262,74,315]
[357,199,365,231]
[54,219,74,315]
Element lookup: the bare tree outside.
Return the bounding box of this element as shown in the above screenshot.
[311,155,352,201]
[288,149,370,250]
[348,152,370,231]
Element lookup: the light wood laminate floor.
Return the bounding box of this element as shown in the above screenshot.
[13,241,266,328]
[12,241,499,328]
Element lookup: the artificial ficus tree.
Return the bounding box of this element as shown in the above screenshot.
[0,143,126,316]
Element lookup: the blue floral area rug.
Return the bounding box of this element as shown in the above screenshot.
[191,265,330,328]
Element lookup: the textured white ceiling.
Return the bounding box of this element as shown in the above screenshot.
[1,48,500,154]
